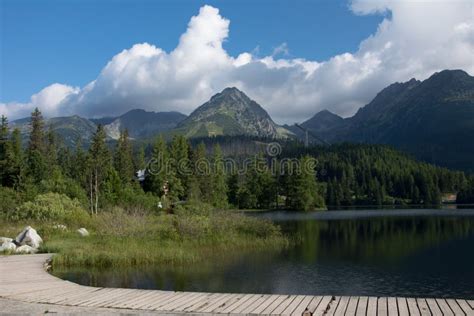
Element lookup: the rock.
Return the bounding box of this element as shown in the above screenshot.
[77,228,89,237]
[53,224,67,230]
[0,237,12,244]
[15,245,38,254]
[15,226,43,249]
[0,241,17,252]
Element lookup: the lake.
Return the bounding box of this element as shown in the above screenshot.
[53,208,474,299]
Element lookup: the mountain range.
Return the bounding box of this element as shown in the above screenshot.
[9,69,474,171]
[297,69,474,172]
[10,87,292,145]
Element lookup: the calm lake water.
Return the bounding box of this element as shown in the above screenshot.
[53,208,474,298]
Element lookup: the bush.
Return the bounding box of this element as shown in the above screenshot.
[10,192,89,222]
[119,186,158,214]
[0,186,21,215]
[40,168,88,207]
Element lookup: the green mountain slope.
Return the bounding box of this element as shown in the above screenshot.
[177,87,293,139]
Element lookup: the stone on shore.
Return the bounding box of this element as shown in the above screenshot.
[0,241,17,252]
[0,237,13,244]
[15,226,43,249]
[77,228,89,237]
[15,245,38,254]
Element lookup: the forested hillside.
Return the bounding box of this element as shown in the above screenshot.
[1,110,472,216]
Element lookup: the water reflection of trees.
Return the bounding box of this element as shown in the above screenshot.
[283,217,474,264]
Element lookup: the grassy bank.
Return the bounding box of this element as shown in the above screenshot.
[0,203,288,268]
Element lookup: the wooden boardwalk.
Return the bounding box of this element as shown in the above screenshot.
[0,254,473,315]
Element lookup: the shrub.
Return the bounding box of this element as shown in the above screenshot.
[10,192,89,222]
[175,214,211,239]
[40,168,88,207]
[93,207,179,240]
[0,186,21,215]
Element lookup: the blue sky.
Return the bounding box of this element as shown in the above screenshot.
[1,0,383,103]
[1,0,472,122]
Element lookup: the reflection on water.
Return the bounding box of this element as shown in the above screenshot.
[53,209,474,298]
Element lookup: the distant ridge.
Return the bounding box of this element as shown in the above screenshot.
[103,109,186,139]
[298,69,474,172]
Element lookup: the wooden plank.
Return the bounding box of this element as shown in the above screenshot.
[456,300,473,315]
[305,296,324,314]
[137,291,179,309]
[219,294,256,314]
[120,291,167,309]
[397,297,409,316]
[103,290,150,308]
[356,296,368,316]
[196,294,235,313]
[207,294,244,313]
[407,298,421,316]
[85,289,136,307]
[416,298,431,316]
[261,295,292,315]
[183,293,223,312]
[95,289,142,307]
[334,296,351,316]
[435,298,454,316]
[155,292,202,311]
[378,297,388,316]
[291,295,315,316]
[160,292,207,311]
[71,288,123,306]
[240,294,273,315]
[281,295,306,315]
[344,296,359,316]
[171,292,211,312]
[271,295,299,315]
[312,296,333,316]
[426,298,442,316]
[250,295,282,315]
[146,292,187,310]
[49,287,106,304]
[366,297,377,316]
[468,300,474,310]
[388,297,398,316]
[326,296,341,316]
[445,299,466,315]
[7,285,80,302]
[230,294,265,315]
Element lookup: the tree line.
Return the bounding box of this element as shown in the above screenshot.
[1,109,473,215]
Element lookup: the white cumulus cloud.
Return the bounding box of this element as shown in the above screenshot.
[1,1,473,123]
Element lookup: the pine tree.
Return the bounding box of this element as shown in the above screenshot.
[45,125,58,168]
[287,155,325,211]
[144,135,183,201]
[192,142,210,202]
[87,125,111,214]
[28,108,45,152]
[0,115,9,185]
[135,145,146,171]
[170,135,191,199]
[26,108,47,183]
[114,129,134,184]
[210,144,228,208]
[70,138,87,186]
[227,173,240,207]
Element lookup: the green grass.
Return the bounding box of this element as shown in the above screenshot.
[0,204,288,269]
